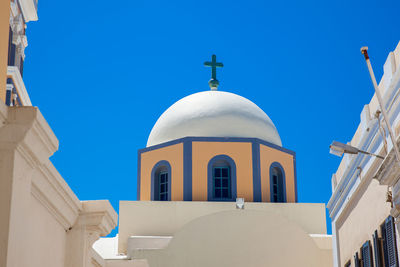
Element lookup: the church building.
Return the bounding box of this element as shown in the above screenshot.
[94,57,333,267]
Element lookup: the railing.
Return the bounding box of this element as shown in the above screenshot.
[6,66,32,106]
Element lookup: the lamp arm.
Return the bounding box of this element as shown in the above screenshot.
[358,150,384,159]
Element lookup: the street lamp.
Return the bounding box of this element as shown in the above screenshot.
[329,141,384,159]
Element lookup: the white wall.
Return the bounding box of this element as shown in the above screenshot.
[0,103,117,267]
[119,201,328,254]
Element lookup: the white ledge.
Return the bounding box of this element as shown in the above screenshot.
[7,66,32,106]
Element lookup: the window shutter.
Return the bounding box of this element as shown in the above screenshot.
[362,240,373,267]
[355,252,361,267]
[385,216,398,267]
[374,230,383,267]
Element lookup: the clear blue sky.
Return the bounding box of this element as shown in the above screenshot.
[25,0,400,235]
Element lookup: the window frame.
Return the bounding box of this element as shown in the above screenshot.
[158,171,169,201]
[151,160,172,201]
[207,155,237,201]
[269,162,286,203]
[212,166,231,199]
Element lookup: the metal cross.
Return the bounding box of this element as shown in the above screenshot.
[204,55,223,90]
[204,55,223,80]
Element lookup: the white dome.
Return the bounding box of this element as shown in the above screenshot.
[147,90,282,147]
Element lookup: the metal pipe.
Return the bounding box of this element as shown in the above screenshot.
[361,47,400,164]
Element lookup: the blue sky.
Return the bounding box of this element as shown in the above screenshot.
[25,0,400,235]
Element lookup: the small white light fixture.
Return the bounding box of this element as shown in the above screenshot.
[329,141,384,159]
[236,198,245,209]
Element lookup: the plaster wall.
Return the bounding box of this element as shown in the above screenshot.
[139,210,332,267]
[336,178,391,267]
[27,195,67,266]
[118,201,327,253]
[140,143,184,200]
[192,141,253,201]
[0,0,9,103]
[259,144,296,202]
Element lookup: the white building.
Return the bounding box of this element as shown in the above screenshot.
[328,42,400,267]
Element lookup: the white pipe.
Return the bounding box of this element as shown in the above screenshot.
[361,47,400,164]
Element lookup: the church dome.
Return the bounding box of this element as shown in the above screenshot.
[147,90,282,147]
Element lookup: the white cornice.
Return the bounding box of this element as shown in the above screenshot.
[79,201,118,237]
[31,160,82,229]
[0,106,59,173]
[18,0,38,22]
[10,107,58,164]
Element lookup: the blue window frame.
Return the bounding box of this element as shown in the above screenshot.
[207,155,237,201]
[151,160,171,201]
[213,166,231,199]
[269,162,286,203]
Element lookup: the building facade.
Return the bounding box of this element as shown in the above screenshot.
[0,2,118,267]
[0,0,34,107]
[328,42,400,267]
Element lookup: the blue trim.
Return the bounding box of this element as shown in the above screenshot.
[293,155,298,202]
[269,162,286,202]
[207,154,237,201]
[139,136,295,156]
[252,142,261,202]
[5,89,11,106]
[183,140,192,201]
[150,160,172,201]
[137,150,141,200]
[5,78,12,106]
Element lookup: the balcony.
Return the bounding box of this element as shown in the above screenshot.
[6,66,32,106]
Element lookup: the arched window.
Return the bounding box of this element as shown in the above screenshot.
[151,160,171,201]
[207,155,237,201]
[269,162,286,203]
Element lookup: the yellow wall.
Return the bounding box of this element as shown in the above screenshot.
[192,141,253,201]
[259,144,296,202]
[336,178,391,267]
[140,143,184,201]
[0,0,10,103]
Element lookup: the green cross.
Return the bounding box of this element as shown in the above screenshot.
[204,55,223,80]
